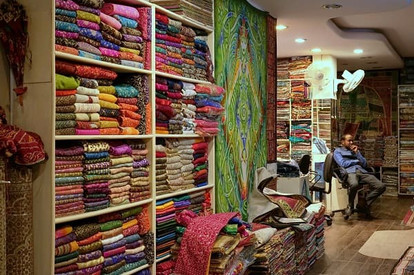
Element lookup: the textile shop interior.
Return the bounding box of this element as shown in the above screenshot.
[0,0,413,275]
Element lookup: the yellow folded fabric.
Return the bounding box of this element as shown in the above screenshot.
[76,10,100,23]
[120,47,140,55]
[98,86,116,95]
[99,93,118,103]
[99,100,119,110]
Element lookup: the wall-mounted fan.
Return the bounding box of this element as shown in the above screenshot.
[305,62,365,99]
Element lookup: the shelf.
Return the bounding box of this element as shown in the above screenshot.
[55,52,152,74]
[156,254,171,263]
[399,106,414,108]
[55,135,153,140]
[123,264,150,275]
[292,119,312,121]
[155,71,211,84]
[277,139,290,142]
[399,128,414,130]
[155,5,213,32]
[156,184,214,200]
[155,134,201,138]
[55,198,153,224]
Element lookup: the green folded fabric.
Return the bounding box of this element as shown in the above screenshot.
[121,207,142,219]
[56,74,80,90]
[55,251,79,264]
[100,220,123,232]
[223,224,238,235]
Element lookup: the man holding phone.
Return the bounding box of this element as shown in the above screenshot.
[333,134,386,218]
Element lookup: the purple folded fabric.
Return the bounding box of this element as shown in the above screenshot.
[103,246,126,258]
[122,34,143,43]
[79,5,100,15]
[84,182,109,189]
[109,144,132,156]
[76,129,100,135]
[55,232,77,247]
[56,30,79,39]
[99,47,120,58]
[77,41,101,55]
[133,159,149,168]
[84,200,110,207]
[76,264,102,274]
[100,12,122,30]
[124,252,145,264]
[125,239,144,249]
[77,250,102,262]
[101,3,140,20]
[103,253,125,267]
[77,19,100,31]
[55,146,84,156]
[56,0,79,11]
[83,197,109,203]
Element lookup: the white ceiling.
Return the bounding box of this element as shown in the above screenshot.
[248,0,414,71]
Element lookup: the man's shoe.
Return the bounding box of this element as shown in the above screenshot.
[344,205,353,217]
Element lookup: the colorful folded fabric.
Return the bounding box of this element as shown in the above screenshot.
[100,12,122,30]
[101,3,140,20]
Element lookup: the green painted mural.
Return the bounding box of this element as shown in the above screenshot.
[214,0,268,220]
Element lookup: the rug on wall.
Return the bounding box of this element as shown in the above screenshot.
[214,0,268,220]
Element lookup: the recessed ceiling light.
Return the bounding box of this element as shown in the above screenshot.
[311,48,322,53]
[295,38,306,43]
[276,25,287,30]
[322,3,343,9]
[353,49,364,54]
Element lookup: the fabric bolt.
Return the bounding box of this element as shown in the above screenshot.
[120,60,143,68]
[100,12,122,30]
[56,20,80,33]
[114,14,137,28]
[98,86,116,95]
[55,44,79,55]
[76,256,104,269]
[56,8,77,18]
[119,47,140,55]
[72,0,104,9]
[99,47,120,58]
[55,29,79,39]
[103,246,126,258]
[101,3,140,20]
[100,22,122,40]
[56,0,79,11]
[77,250,102,263]
[77,41,101,55]
[78,5,100,15]
[78,35,100,48]
[77,10,100,23]
[102,259,126,274]
[120,26,141,36]
[101,39,120,51]
[101,55,121,64]
[102,32,122,45]
[79,27,103,41]
[78,240,103,254]
[77,19,100,31]
[103,253,124,267]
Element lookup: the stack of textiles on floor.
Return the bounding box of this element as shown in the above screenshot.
[55,144,85,217]
[55,0,152,69]
[128,141,151,202]
[194,83,225,136]
[155,13,213,82]
[156,260,175,275]
[304,203,326,264]
[382,169,399,196]
[54,226,80,274]
[383,136,398,167]
[155,143,171,195]
[391,246,414,275]
[150,0,213,28]
[249,227,296,274]
[54,206,152,274]
[82,141,111,212]
[108,142,132,207]
[155,77,183,134]
[399,131,414,194]
[292,223,314,275]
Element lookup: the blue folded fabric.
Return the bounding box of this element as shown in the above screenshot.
[56,8,77,18]
[114,85,139,98]
[79,50,101,61]
[114,15,138,28]
[103,253,125,267]
[124,234,141,244]
[102,238,126,252]
[56,20,79,33]
[84,151,110,159]
[55,176,84,184]
[101,39,120,51]
[79,27,103,41]
[120,60,144,69]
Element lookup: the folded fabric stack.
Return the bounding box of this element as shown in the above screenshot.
[292,224,314,275]
[193,31,212,81]
[181,81,197,134]
[276,121,289,139]
[150,0,213,28]
[167,79,184,134]
[304,203,326,262]
[55,59,119,135]
[305,222,317,268]
[290,122,312,162]
[108,142,133,207]
[155,143,171,195]
[155,77,178,134]
[100,3,145,68]
[155,198,177,260]
[155,13,213,81]
[193,83,224,136]
[192,139,209,187]
[382,168,398,196]
[128,141,151,202]
[180,26,197,80]
[99,214,127,274]
[291,80,309,100]
[55,226,80,274]
[55,73,79,135]
[291,99,311,120]
[177,139,196,189]
[116,74,150,134]
[73,222,104,274]
[112,84,140,134]
[121,207,148,272]
[288,56,312,80]
[83,141,111,212]
[55,144,85,217]
[277,140,290,160]
[76,0,104,61]
[277,58,290,79]
[209,233,241,274]
[165,139,188,191]
[156,260,175,275]
[277,80,290,99]
[384,136,398,167]
[55,0,81,55]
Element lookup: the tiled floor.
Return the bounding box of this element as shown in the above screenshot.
[307,196,413,275]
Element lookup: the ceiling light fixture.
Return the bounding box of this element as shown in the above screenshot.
[322,3,343,9]
[311,48,322,53]
[295,38,306,43]
[354,49,364,54]
[276,25,287,30]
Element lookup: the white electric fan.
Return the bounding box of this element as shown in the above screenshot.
[305,62,365,99]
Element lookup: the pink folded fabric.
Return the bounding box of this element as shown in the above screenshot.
[75,129,100,135]
[77,19,100,31]
[122,34,143,43]
[99,47,120,58]
[100,12,122,30]
[56,0,79,11]
[101,3,139,20]
[56,30,79,39]
[103,246,126,258]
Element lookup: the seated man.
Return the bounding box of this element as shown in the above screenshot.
[333,134,386,217]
